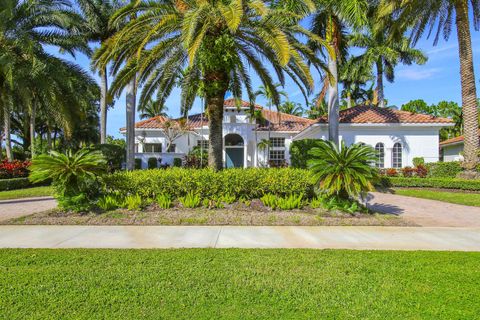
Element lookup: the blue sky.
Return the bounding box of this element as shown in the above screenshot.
[52,27,480,139]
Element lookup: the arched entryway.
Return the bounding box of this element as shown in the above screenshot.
[224,134,244,168]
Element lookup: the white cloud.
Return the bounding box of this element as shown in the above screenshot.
[397,67,441,80]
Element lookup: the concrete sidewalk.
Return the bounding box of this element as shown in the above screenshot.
[0,197,57,222]
[0,225,479,251]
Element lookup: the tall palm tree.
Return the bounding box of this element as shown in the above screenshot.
[350,13,427,108]
[381,0,480,169]
[310,0,368,144]
[278,101,304,116]
[76,0,124,144]
[94,0,326,170]
[139,99,169,119]
[339,58,373,109]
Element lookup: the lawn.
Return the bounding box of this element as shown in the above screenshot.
[0,186,53,200]
[1,249,479,319]
[394,188,480,207]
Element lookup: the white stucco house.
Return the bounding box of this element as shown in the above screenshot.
[440,131,480,162]
[123,98,453,169]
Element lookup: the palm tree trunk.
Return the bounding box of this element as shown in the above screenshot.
[125,75,136,171]
[3,103,12,161]
[347,91,352,109]
[46,125,52,151]
[100,67,108,144]
[327,54,339,144]
[376,60,385,108]
[455,1,479,170]
[205,72,228,171]
[29,102,36,157]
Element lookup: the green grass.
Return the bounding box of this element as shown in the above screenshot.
[394,188,480,207]
[0,186,53,200]
[1,249,479,319]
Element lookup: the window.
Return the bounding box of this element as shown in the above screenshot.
[167,144,176,153]
[143,143,162,153]
[392,143,402,168]
[197,140,209,149]
[269,150,285,166]
[375,143,385,168]
[270,137,285,148]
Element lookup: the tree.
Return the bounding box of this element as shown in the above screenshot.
[139,99,169,119]
[310,0,369,144]
[160,119,189,152]
[278,101,304,116]
[339,58,373,109]
[350,10,427,108]
[94,0,326,170]
[77,0,124,144]
[401,99,431,114]
[381,0,480,169]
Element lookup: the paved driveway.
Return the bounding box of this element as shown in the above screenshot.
[367,192,480,227]
[0,197,57,222]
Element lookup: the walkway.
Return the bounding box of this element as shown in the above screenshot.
[0,197,57,222]
[367,192,480,227]
[0,225,478,251]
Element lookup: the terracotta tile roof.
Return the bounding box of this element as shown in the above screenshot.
[131,99,314,132]
[440,130,480,147]
[315,105,454,124]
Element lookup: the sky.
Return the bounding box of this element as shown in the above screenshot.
[50,25,480,139]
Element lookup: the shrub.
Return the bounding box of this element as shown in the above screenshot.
[97,195,119,211]
[380,177,480,191]
[276,194,304,210]
[416,164,428,178]
[386,168,398,177]
[0,159,31,179]
[308,141,379,199]
[311,196,364,214]
[0,177,33,191]
[148,157,158,169]
[135,159,142,170]
[90,144,125,173]
[184,147,208,168]
[173,158,182,167]
[402,167,415,177]
[289,139,324,168]
[122,194,143,211]
[179,192,201,208]
[29,149,107,212]
[219,194,236,204]
[426,161,463,178]
[156,194,173,209]
[103,168,315,200]
[413,157,425,167]
[260,193,277,209]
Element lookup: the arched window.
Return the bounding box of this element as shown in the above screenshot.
[392,143,402,168]
[375,143,385,168]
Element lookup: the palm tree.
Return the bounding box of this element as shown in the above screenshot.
[310,0,368,144]
[381,0,480,169]
[278,101,304,116]
[350,13,427,109]
[139,99,169,119]
[77,0,124,144]
[94,0,326,170]
[339,58,373,109]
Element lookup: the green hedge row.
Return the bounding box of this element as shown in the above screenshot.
[0,178,33,191]
[382,177,480,191]
[103,168,316,199]
[426,161,463,178]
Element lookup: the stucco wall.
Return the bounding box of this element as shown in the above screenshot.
[442,143,464,162]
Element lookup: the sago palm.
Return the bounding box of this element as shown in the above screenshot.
[308,140,379,199]
[94,0,327,170]
[381,0,480,169]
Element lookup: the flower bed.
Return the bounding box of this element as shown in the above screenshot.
[0,160,31,179]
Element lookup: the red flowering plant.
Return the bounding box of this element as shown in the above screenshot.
[0,160,31,179]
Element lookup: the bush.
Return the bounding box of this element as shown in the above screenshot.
[0,159,31,179]
[0,177,32,191]
[416,164,428,178]
[413,157,425,167]
[121,194,143,210]
[310,196,364,214]
[402,167,415,177]
[156,194,173,209]
[90,144,126,173]
[173,158,182,167]
[97,195,119,211]
[290,139,324,168]
[135,158,142,169]
[148,157,158,169]
[380,177,480,191]
[179,192,201,208]
[386,168,398,177]
[103,168,316,201]
[426,161,463,178]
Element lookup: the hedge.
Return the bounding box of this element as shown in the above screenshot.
[382,177,480,191]
[0,178,33,191]
[426,161,463,178]
[103,168,316,200]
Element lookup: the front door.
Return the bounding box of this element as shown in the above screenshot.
[225,148,244,168]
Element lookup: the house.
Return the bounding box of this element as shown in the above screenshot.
[440,130,480,162]
[124,99,453,169]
